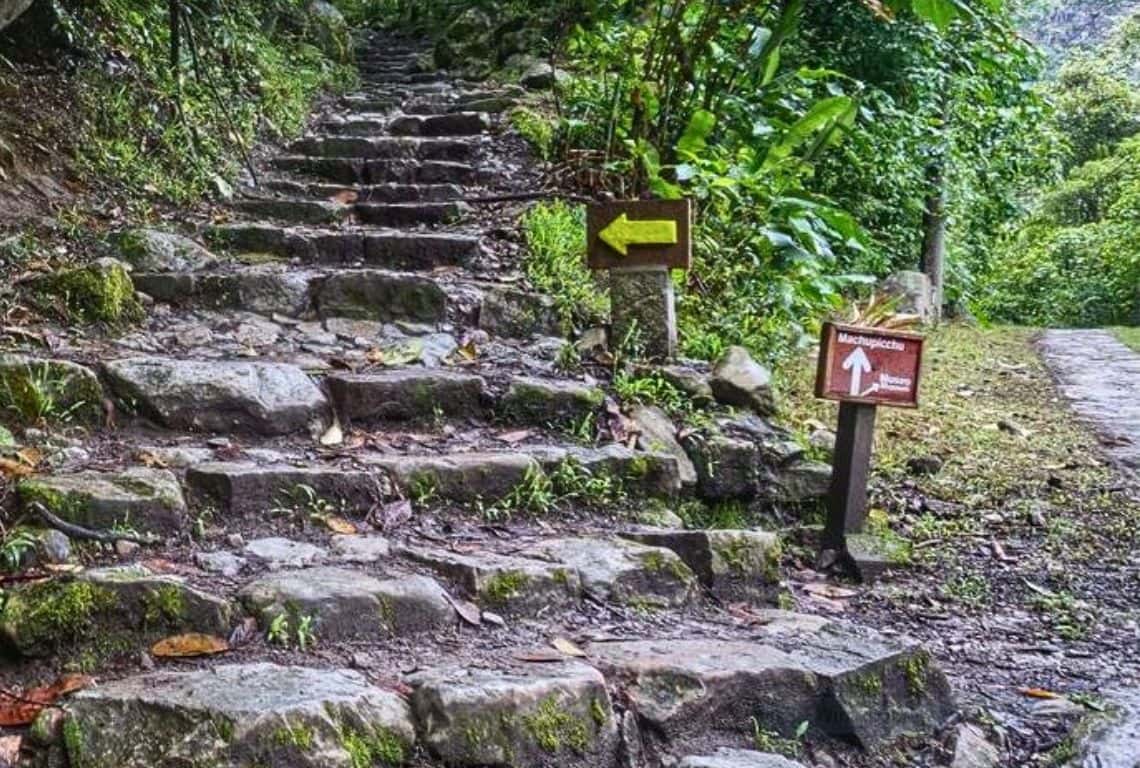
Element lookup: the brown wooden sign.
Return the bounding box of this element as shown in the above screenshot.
[815,322,925,409]
[587,199,692,270]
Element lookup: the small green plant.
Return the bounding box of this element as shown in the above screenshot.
[0,363,88,426]
[940,573,991,608]
[751,717,807,757]
[509,106,556,160]
[295,614,316,651]
[1030,589,1095,641]
[267,613,290,646]
[1,529,36,572]
[521,202,607,332]
[556,342,582,373]
[408,474,439,506]
[271,484,343,520]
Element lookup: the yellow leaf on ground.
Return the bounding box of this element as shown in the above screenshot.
[151,633,230,658]
[325,517,358,535]
[552,637,587,658]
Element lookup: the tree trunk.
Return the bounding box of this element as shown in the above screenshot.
[920,161,947,324]
[169,0,181,72]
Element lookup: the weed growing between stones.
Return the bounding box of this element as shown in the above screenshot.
[520,201,606,332]
[0,362,94,426]
[520,696,591,753]
[142,584,186,627]
[751,717,806,758]
[483,570,529,604]
[509,106,555,160]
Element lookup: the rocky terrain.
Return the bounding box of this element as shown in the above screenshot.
[0,30,966,768]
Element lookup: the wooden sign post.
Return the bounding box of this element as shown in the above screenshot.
[815,322,925,565]
[587,200,692,360]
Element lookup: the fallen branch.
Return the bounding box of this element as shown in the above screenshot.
[28,502,160,545]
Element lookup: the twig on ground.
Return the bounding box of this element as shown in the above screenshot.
[28,502,160,545]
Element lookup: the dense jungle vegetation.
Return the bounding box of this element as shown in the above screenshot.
[3,0,1138,358]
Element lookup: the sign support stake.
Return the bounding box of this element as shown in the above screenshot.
[823,401,877,551]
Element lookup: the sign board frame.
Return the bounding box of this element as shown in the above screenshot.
[587,199,692,271]
[814,322,925,409]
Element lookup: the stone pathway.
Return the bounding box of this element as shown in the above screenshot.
[1040,329,1140,474]
[0,32,956,768]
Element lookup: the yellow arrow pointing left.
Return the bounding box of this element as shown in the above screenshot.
[599,213,678,256]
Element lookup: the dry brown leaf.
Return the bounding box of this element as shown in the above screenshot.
[802,583,859,599]
[0,674,95,726]
[17,447,42,466]
[136,450,170,469]
[330,189,359,205]
[151,633,230,658]
[497,429,533,444]
[320,420,344,447]
[443,593,482,626]
[551,637,586,658]
[0,458,33,478]
[1019,687,1061,700]
[325,516,358,535]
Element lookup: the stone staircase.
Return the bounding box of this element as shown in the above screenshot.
[0,32,955,768]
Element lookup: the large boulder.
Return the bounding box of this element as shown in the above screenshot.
[880,270,935,324]
[62,664,416,768]
[306,1,351,62]
[102,357,330,436]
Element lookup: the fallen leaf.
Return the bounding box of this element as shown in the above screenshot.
[497,429,533,444]
[802,583,859,599]
[443,592,481,626]
[0,458,33,478]
[1019,687,1061,700]
[0,674,95,726]
[552,637,586,658]
[17,447,42,467]
[325,516,358,535]
[0,735,20,766]
[330,189,359,205]
[320,420,344,447]
[151,633,230,658]
[136,450,170,469]
[367,340,423,367]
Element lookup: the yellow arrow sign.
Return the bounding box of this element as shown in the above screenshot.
[598,213,678,256]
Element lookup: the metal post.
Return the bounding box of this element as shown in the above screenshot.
[823,401,877,550]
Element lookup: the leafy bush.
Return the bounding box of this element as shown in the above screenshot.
[1054,57,1140,168]
[520,201,607,332]
[26,0,355,204]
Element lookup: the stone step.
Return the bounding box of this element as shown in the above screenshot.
[62,664,417,768]
[17,467,187,535]
[207,224,480,269]
[239,567,456,641]
[355,200,470,227]
[388,112,492,137]
[231,197,351,226]
[272,154,479,184]
[285,135,482,161]
[408,662,618,767]
[326,369,487,423]
[338,95,398,112]
[103,356,330,436]
[619,528,781,599]
[261,178,466,203]
[187,444,680,514]
[589,611,956,754]
[316,268,451,323]
[1,563,230,657]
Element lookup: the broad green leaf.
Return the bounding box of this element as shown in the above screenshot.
[762,96,856,170]
[677,110,716,156]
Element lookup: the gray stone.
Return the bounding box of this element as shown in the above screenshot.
[620,529,780,599]
[398,544,581,615]
[188,462,391,515]
[0,355,104,424]
[880,270,935,324]
[36,529,71,564]
[307,0,350,61]
[327,369,486,423]
[657,364,714,404]
[710,347,776,415]
[846,533,912,582]
[501,376,604,426]
[951,723,1001,768]
[113,229,217,273]
[480,286,562,338]
[242,537,327,569]
[103,357,329,436]
[521,537,695,608]
[409,662,618,767]
[62,664,415,768]
[239,567,454,640]
[685,434,761,500]
[631,505,685,529]
[610,267,676,360]
[519,61,569,90]
[316,269,448,323]
[236,264,315,317]
[589,611,955,753]
[680,749,807,768]
[0,564,230,657]
[368,452,538,502]
[631,405,697,486]
[232,317,282,348]
[193,550,246,578]
[765,461,832,503]
[18,468,186,534]
[330,535,391,563]
[536,443,683,498]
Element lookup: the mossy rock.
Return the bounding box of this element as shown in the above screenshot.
[0,565,231,658]
[0,355,103,425]
[17,468,187,535]
[30,258,144,325]
[111,229,217,273]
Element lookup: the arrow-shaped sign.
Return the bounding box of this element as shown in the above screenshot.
[842,347,872,397]
[598,213,678,256]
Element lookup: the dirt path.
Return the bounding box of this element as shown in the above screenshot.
[1040,329,1140,475]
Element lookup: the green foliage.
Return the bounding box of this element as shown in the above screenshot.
[509,106,556,160]
[1054,56,1140,168]
[44,0,355,204]
[520,201,607,332]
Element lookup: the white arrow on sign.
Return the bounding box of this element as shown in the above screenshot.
[842,347,873,397]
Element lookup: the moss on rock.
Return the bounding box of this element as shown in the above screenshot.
[33,258,143,325]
